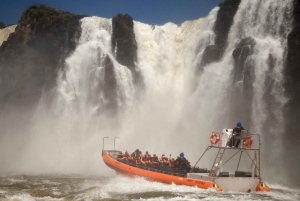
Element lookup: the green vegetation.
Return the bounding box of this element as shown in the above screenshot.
[0,21,5,29]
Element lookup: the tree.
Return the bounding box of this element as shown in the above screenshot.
[0,21,5,29]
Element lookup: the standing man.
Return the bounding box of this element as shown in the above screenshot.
[232,122,245,148]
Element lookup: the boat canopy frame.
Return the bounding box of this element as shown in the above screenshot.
[190,133,261,178]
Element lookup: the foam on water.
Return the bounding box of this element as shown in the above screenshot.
[75,175,300,201]
[0,175,299,200]
[0,1,298,199]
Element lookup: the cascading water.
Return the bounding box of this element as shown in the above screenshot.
[7,8,220,174]
[0,0,295,189]
[0,25,16,46]
[189,0,293,182]
[226,0,293,181]
[120,7,220,155]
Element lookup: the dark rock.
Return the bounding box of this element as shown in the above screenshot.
[0,5,86,109]
[227,37,256,127]
[214,0,241,58]
[283,0,300,187]
[111,14,143,87]
[0,21,5,29]
[232,37,256,81]
[200,45,221,68]
[104,56,118,115]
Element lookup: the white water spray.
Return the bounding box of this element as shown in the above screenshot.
[0,25,16,46]
[0,1,294,188]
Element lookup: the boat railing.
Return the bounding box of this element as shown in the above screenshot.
[210,132,261,150]
[190,132,261,177]
[116,158,188,177]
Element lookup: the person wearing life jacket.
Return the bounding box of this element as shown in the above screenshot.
[128,153,134,163]
[136,151,142,165]
[169,158,175,168]
[164,154,171,165]
[151,154,159,165]
[132,149,140,157]
[159,154,166,165]
[122,150,129,160]
[230,122,245,148]
[141,153,148,165]
[117,151,124,158]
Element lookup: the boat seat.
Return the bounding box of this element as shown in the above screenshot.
[235,171,252,177]
[220,172,229,177]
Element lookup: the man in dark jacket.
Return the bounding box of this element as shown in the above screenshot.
[230,122,245,148]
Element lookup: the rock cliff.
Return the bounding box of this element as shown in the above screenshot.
[283,0,300,186]
[198,0,241,69]
[111,14,143,86]
[0,5,86,109]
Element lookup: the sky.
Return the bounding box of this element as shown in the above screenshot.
[0,0,222,26]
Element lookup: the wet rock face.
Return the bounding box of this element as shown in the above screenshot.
[232,37,256,82]
[283,0,300,186]
[0,5,86,109]
[200,45,221,68]
[214,0,241,56]
[111,14,143,86]
[104,56,118,114]
[112,14,137,68]
[228,37,256,127]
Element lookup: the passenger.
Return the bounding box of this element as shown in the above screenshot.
[230,122,245,148]
[136,152,142,165]
[165,154,171,165]
[131,149,140,157]
[128,153,134,163]
[144,154,151,165]
[169,158,175,167]
[176,152,187,169]
[159,154,166,165]
[140,154,147,165]
[151,154,159,165]
[117,151,123,159]
[122,150,129,160]
[124,151,129,157]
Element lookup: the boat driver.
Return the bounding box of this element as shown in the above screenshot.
[231,121,245,148]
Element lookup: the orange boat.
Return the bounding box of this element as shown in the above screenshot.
[102,150,222,191]
[102,130,270,192]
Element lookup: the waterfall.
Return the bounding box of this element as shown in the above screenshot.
[0,25,16,46]
[226,0,293,153]
[0,1,294,186]
[189,0,293,181]
[121,8,220,154]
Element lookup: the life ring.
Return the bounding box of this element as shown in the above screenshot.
[244,135,253,148]
[210,132,219,144]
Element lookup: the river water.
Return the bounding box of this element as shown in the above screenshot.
[0,174,299,201]
[1,1,299,200]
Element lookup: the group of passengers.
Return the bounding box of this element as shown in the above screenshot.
[117,149,191,169]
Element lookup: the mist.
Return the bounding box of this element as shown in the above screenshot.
[0,0,297,188]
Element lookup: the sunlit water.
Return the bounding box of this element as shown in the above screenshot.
[0,175,299,201]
